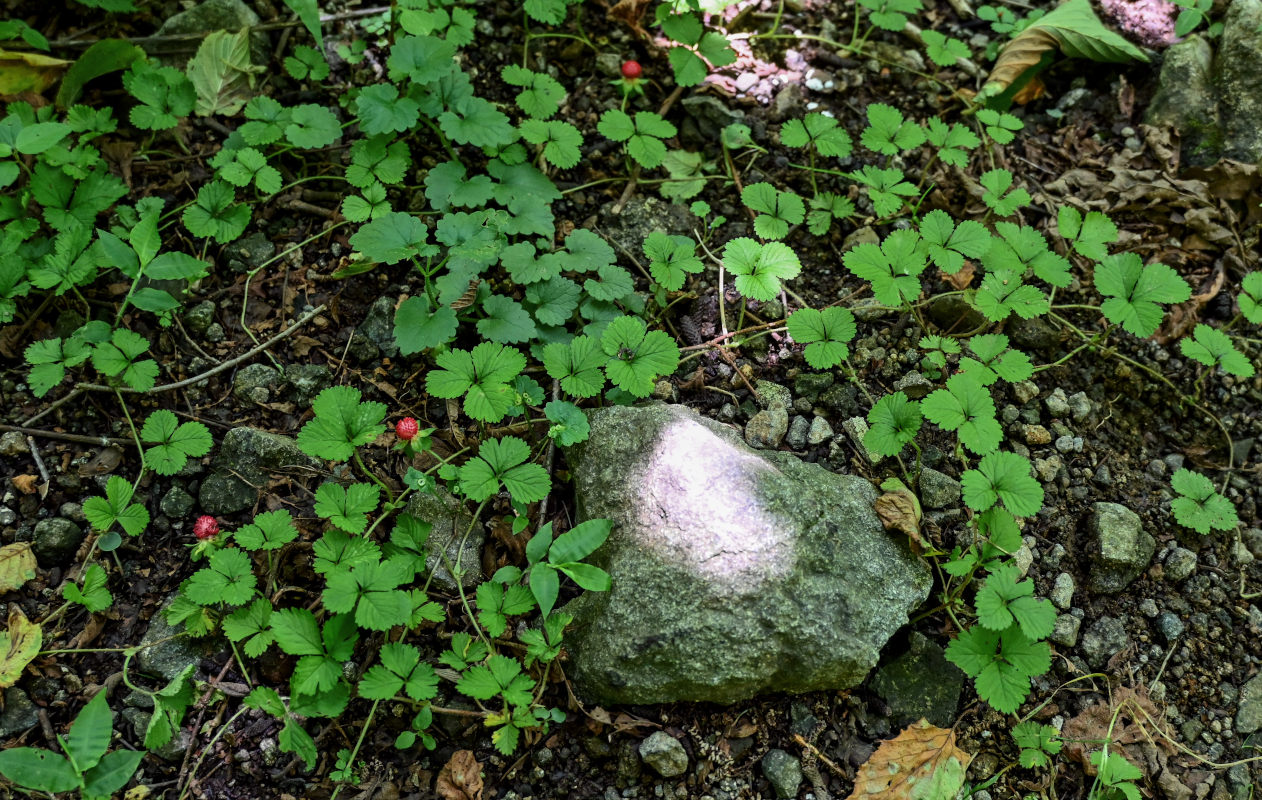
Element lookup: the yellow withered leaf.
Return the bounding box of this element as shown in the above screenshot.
[846,719,971,800]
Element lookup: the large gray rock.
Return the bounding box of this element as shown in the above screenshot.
[198,427,322,515]
[1214,0,1262,163]
[563,404,931,705]
[1087,502,1155,593]
[1147,0,1262,166]
[404,489,486,591]
[1147,37,1220,166]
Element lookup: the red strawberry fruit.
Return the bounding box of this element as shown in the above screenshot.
[193,515,219,540]
[396,417,420,441]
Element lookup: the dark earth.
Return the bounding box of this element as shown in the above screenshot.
[1,0,1261,799]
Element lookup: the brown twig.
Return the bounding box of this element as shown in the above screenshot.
[0,424,129,447]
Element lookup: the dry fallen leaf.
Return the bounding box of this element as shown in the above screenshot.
[436,750,483,800]
[0,543,37,593]
[0,48,71,99]
[10,474,39,495]
[0,607,42,689]
[942,262,976,291]
[875,478,926,551]
[1062,685,1175,776]
[846,719,972,800]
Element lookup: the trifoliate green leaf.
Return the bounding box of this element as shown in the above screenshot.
[427,343,526,423]
[1057,207,1117,261]
[322,561,411,630]
[502,64,566,119]
[1170,468,1239,534]
[924,117,980,167]
[722,238,802,301]
[779,113,852,157]
[786,306,856,369]
[83,475,149,537]
[544,400,589,446]
[234,510,298,551]
[223,598,274,657]
[860,102,925,155]
[976,108,1024,145]
[643,231,703,292]
[740,182,805,241]
[141,409,212,475]
[864,391,922,458]
[63,563,112,612]
[980,169,1030,216]
[921,373,1002,455]
[922,29,970,65]
[975,564,1055,640]
[297,386,388,461]
[961,451,1043,516]
[919,210,991,274]
[519,119,583,169]
[185,547,256,607]
[1179,323,1254,378]
[314,483,380,534]
[600,315,680,398]
[542,336,606,398]
[1095,253,1190,337]
[458,436,550,503]
[843,228,927,307]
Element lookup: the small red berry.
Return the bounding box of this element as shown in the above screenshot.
[621,60,642,79]
[395,417,420,441]
[193,515,219,540]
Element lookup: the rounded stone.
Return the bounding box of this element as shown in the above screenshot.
[639,731,688,777]
[761,749,803,799]
[32,518,85,567]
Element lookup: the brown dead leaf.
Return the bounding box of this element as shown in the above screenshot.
[942,262,975,290]
[289,334,320,357]
[1155,265,1225,344]
[983,27,1058,98]
[1062,686,1176,777]
[79,447,123,477]
[10,474,39,495]
[725,720,758,738]
[875,479,926,551]
[609,0,652,36]
[436,750,483,800]
[846,719,971,800]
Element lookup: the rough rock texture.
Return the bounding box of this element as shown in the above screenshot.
[32,518,84,567]
[1214,0,1262,163]
[564,404,931,705]
[1087,502,1155,593]
[404,489,486,591]
[198,427,322,515]
[639,731,688,777]
[1147,0,1262,166]
[870,632,964,728]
